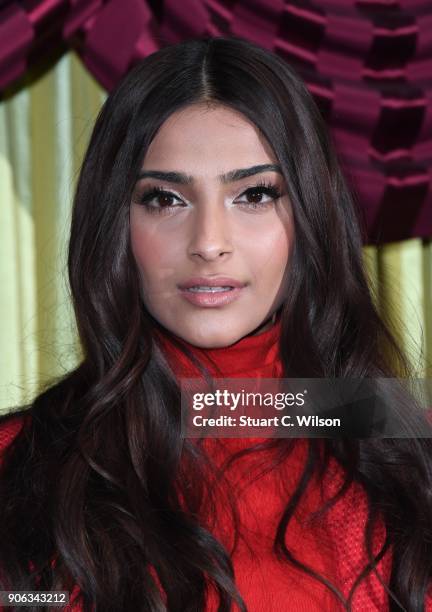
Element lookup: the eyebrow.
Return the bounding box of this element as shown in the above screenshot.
[137,164,282,184]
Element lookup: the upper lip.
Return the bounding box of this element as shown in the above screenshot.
[178,277,247,289]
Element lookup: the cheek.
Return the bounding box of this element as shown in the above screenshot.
[130,220,166,285]
[249,224,293,284]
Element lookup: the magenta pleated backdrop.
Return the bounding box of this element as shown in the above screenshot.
[1,0,431,244]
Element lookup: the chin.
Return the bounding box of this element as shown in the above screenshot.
[187,334,235,350]
[183,326,243,350]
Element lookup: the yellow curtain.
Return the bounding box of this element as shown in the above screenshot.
[0,51,431,414]
[364,241,432,380]
[0,52,106,413]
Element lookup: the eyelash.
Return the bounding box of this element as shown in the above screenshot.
[137,180,282,215]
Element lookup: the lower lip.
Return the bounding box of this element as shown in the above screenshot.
[178,286,246,307]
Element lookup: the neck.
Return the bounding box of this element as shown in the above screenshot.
[153,312,283,379]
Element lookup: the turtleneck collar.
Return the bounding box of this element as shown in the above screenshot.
[154,314,283,379]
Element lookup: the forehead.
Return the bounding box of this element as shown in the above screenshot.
[143,104,277,172]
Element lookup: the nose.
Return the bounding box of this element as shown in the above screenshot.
[187,202,233,262]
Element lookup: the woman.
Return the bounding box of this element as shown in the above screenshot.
[0,36,432,612]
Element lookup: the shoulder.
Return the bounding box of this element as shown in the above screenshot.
[317,456,392,608]
[0,409,31,458]
[320,458,432,609]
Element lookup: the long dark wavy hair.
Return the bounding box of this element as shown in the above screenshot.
[1,36,432,612]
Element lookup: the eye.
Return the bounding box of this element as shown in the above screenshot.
[137,187,185,213]
[234,183,282,208]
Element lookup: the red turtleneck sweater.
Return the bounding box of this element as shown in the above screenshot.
[155,318,342,610]
[152,317,430,611]
[1,319,431,610]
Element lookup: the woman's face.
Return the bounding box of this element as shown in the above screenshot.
[130,104,294,348]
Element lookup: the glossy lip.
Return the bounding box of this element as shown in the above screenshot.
[179,285,245,307]
[178,276,247,290]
